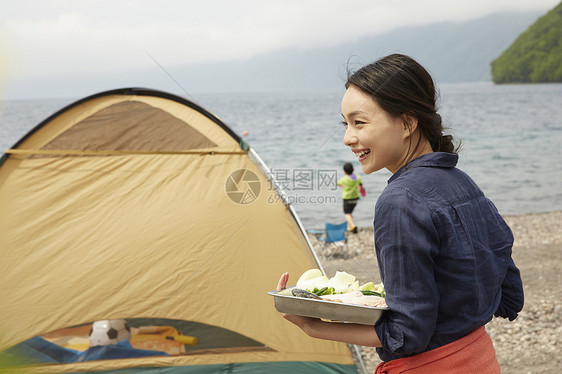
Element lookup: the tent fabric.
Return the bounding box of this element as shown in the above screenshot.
[0,88,359,373]
[3,361,357,374]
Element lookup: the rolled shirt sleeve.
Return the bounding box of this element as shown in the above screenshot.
[494,257,524,321]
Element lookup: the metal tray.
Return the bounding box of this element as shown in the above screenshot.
[268,289,389,325]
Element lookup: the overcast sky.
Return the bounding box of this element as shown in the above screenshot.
[0,0,559,98]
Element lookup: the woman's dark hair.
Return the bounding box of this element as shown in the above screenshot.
[346,54,458,156]
[343,162,354,175]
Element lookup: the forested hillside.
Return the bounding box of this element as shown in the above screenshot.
[491,2,562,83]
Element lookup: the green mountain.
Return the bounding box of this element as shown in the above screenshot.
[491,2,562,83]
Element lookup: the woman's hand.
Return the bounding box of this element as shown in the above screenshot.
[276,272,290,292]
[275,272,321,331]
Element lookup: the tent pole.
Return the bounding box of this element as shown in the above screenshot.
[349,344,368,374]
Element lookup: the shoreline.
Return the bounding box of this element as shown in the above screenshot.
[311,210,561,374]
[319,210,562,246]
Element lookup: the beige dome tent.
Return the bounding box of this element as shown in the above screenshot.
[0,88,363,373]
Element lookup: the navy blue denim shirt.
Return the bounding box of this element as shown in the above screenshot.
[373,152,524,362]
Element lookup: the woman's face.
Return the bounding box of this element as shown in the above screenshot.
[341,85,410,174]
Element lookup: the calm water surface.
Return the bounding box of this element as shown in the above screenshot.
[1,82,561,228]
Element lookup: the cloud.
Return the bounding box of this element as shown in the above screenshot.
[1,0,559,84]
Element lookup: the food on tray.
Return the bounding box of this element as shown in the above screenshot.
[282,268,387,308]
[321,290,387,308]
[291,288,321,299]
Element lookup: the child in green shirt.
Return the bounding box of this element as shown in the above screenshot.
[337,162,363,233]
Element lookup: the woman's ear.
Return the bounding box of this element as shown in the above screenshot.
[401,115,419,138]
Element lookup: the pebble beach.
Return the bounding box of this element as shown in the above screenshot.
[311,210,562,374]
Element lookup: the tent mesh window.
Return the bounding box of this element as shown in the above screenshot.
[38,101,218,156]
[2,318,270,364]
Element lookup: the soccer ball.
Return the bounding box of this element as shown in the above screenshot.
[88,319,131,346]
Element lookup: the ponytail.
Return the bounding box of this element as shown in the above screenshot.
[434,134,456,153]
[424,113,459,154]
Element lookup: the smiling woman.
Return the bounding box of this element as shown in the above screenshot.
[274,54,524,374]
[343,54,456,174]
[341,86,421,174]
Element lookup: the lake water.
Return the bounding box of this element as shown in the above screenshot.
[1,82,561,229]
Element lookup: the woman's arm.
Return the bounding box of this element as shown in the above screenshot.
[276,272,382,347]
[373,188,440,355]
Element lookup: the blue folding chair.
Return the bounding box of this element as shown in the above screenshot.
[308,222,348,247]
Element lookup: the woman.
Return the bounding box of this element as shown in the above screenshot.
[276,54,524,373]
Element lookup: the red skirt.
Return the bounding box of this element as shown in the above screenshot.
[374,326,500,374]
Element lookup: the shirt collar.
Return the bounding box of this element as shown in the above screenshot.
[388,152,459,184]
